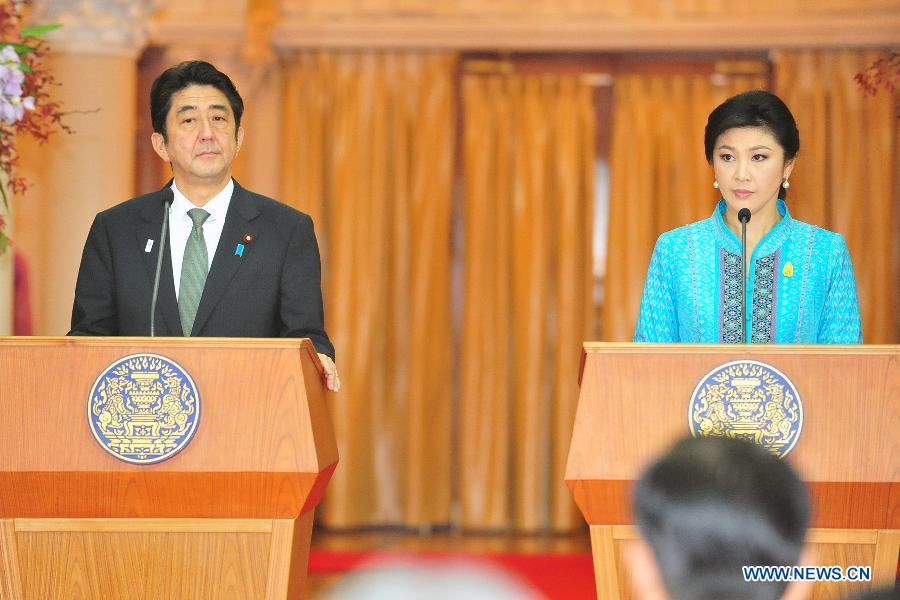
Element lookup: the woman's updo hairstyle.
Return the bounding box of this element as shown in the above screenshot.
[704,90,800,164]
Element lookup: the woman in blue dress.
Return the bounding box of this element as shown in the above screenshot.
[634,90,862,344]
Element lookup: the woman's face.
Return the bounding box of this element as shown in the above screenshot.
[712,126,794,218]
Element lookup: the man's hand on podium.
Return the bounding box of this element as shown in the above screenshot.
[318,353,341,392]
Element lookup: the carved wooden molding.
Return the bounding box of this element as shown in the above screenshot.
[271,15,900,50]
[32,0,161,57]
[148,1,899,51]
[276,0,897,19]
[150,16,245,48]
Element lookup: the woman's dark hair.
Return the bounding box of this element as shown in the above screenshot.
[704,90,800,164]
[150,61,244,141]
[633,436,810,600]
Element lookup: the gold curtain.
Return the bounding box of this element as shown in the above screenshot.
[460,73,596,531]
[280,52,458,527]
[602,71,768,341]
[775,50,899,343]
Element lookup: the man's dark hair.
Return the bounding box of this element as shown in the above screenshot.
[150,60,244,141]
[633,436,810,600]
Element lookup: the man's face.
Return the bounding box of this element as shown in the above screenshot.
[151,84,243,188]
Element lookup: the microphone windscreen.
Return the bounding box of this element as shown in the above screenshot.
[738,208,752,223]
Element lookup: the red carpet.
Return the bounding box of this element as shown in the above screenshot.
[309,550,597,599]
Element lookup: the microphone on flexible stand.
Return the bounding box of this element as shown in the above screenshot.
[738,208,752,344]
[150,189,173,336]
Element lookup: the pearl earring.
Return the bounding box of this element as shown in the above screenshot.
[782,180,790,189]
[713,180,719,189]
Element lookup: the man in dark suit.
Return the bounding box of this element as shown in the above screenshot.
[70,60,339,391]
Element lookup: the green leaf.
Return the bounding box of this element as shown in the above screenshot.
[0,232,7,256]
[5,42,36,55]
[20,23,63,37]
[19,62,32,73]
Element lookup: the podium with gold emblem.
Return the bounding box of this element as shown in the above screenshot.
[0,337,337,599]
[565,344,899,600]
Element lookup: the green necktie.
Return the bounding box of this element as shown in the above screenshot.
[178,208,210,336]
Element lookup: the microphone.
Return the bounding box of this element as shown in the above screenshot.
[738,208,751,344]
[150,190,173,336]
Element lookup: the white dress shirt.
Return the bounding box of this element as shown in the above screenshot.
[169,179,233,301]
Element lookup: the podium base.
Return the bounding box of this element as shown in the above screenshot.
[588,525,899,600]
[0,513,314,599]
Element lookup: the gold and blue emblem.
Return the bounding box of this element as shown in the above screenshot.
[88,353,201,464]
[688,360,802,458]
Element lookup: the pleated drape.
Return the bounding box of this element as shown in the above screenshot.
[280,52,458,527]
[774,50,899,343]
[275,52,898,531]
[460,74,596,531]
[602,71,768,341]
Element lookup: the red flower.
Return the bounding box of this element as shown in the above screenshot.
[855,52,900,98]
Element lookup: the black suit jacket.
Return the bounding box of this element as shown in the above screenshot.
[69,181,335,360]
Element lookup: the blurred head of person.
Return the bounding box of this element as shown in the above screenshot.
[314,557,544,600]
[628,435,811,600]
[847,587,900,600]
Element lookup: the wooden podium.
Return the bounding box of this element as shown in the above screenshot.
[0,337,337,599]
[566,344,899,600]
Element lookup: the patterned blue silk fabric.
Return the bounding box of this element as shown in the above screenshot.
[634,200,862,344]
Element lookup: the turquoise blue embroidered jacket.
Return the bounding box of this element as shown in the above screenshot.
[634,200,862,344]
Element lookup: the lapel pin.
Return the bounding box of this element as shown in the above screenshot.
[145,239,154,253]
[235,243,245,257]
[782,261,794,278]
[243,234,253,243]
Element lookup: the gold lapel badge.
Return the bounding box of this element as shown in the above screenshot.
[782,261,794,278]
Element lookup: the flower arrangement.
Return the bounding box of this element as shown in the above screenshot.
[855,50,900,118]
[0,0,65,255]
[854,51,899,96]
